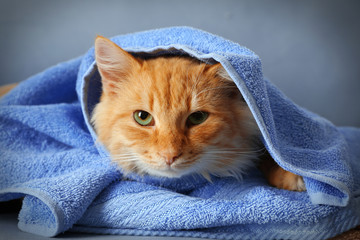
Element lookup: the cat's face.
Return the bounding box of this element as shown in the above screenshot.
[92,36,259,179]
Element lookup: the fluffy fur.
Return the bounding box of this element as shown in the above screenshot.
[91,36,305,191]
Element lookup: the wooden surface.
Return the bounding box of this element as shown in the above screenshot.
[0,83,17,97]
[330,226,360,240]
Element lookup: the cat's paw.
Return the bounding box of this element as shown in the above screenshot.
[282,173,306,191]
[270,170,306,191]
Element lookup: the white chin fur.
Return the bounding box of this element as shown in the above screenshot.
[141,167,187,178]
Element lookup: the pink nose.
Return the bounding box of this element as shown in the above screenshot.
[160,152,182,165]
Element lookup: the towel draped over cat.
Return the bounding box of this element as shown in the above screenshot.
[0,27,359,239]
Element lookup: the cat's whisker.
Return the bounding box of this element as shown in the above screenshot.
[200,172,212,182]
[111,155,138,160]
[205,150,265,156]
[114,159,138,163]
[207,146,265,150]
[116,156,137,159]
[110,153,137,157]
[206,149,257,153]
[113,156,139,161]
[204,154,251,160]
[206,151,263,156]
[112,155,138,159]
[207,146,267,152]
[97,155,135,159]
[106,151,141,164]
[111,155,135,158]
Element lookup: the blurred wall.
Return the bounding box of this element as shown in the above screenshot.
[0,0,359,127]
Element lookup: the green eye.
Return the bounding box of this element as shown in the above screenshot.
[134,110,154,126]
[187,111,209,126]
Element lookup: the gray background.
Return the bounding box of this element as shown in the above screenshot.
[0,0,359,127]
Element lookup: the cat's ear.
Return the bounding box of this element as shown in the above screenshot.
[210,63,243,100]
[95,36,140,94]
[209,63,234,83]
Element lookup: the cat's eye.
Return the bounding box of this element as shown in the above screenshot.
[133,110,154,126]
[187,111,209,126]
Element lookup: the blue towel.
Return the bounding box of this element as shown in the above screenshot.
[1,27,360,240]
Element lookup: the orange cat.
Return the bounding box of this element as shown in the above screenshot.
[92,36,305,191]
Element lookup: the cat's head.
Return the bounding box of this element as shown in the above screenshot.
[92,36,259,180]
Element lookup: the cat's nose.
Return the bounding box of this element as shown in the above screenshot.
[160,151,182,165]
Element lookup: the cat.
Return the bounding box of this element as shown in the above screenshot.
[91,36,306,191]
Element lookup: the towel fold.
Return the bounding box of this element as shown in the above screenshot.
[1,27,359,240]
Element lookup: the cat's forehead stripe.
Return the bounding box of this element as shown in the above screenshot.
[146,59,195,112]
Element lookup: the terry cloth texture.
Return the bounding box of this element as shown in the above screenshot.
[0,27,360,240]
